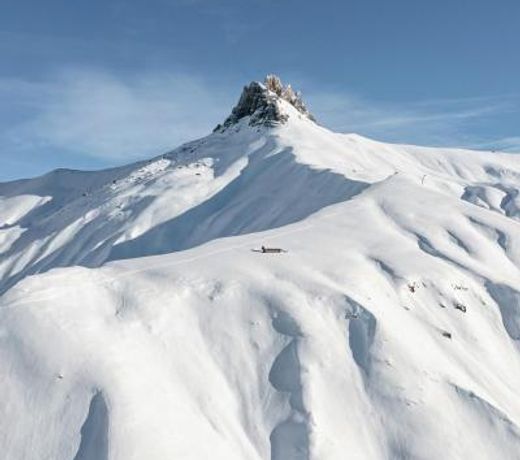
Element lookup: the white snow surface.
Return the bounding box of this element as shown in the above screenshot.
[1,96,520,459]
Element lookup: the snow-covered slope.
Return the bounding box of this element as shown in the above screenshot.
[1,76,520,460]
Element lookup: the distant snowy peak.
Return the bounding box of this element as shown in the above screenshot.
[214,74,315,131]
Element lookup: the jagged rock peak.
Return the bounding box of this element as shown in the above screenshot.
[215,75,315,131]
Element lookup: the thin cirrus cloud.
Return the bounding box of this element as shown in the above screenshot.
[1,70,232,161]
[1,69,518,166]
[307,90,519,151]
[477,136,520,153]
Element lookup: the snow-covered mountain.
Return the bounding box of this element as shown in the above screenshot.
[1,75,520,460]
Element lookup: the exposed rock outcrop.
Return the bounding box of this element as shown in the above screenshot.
[215,75,315,131]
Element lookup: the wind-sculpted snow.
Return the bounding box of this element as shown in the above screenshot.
[485,282,520,341]
[346,298,377,374]
[462,183,520,219]
[73,391,109,460]
[1,87,520,459]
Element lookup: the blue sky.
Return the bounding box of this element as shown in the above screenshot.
[1,0,519,181]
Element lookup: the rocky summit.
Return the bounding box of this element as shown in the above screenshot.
[215,74,315,131]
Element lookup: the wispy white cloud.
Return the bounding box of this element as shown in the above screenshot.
[1,70,518,167]
[306,88,519,150]
[473,136,520,153]
[1,70,232,161]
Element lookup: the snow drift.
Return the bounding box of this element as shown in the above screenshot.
[1,76,520,460]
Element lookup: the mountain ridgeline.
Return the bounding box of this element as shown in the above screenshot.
[1,76,520,460]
